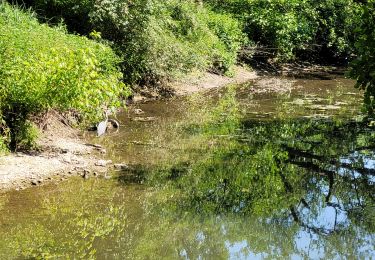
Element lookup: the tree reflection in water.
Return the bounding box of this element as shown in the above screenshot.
[0,86,373,259]
[118,117,374,259]
[128,88,375,258]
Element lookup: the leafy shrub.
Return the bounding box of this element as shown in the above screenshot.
[308,0,361,60]
[350,1,375,114]
[206,0,361,62]
[0,3,128,150]
[0,135,8,154]
[90,0,246,83]
[12,121,40,150]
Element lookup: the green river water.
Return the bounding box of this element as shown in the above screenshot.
[0,75,374,259]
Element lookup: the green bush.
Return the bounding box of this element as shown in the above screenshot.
[10,0,363,66]
[0,3,129,151]
[90,0,246,83]
[0,136,8,155]
[206,0,361,62]
[350,1,375,114]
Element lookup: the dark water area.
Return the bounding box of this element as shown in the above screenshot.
[0,76,374,259]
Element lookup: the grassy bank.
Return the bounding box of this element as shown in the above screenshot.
[0,3,129,152]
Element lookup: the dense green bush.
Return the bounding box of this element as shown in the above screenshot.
[350,1,375,114]
[91,0,245,83]
[9,0,245,84]
[206,0,361,62]
[0,3,128,151]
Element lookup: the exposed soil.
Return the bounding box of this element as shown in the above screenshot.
[0,115,118,192]
[171,66,258,95]
[132,65,258,102]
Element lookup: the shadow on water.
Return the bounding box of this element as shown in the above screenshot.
[0,76,374,259]
[116,165,148,185]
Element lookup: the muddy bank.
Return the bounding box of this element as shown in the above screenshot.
[133,65,258,101]
[132,63,348,101]
[0,117,122,192]
[172,66,258,95]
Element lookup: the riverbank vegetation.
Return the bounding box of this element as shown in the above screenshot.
[350,1,375,114]
[0,3,128,152]
[207,0,362,62]
[11,0,364,75]
[11,0,246,84]
[0,0,374,153]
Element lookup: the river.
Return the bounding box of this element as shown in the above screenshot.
[0,74,374,259]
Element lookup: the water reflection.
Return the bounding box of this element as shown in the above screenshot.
[142,118,374,232]
[0,77,374,258]
[120,85,374,257]
[0,180,128,259]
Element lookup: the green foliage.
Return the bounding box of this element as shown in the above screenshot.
[0,3,129,150]
[350,1,375,114]
[9,0,364,74]
[90,0,245,83]
[0,116,8,154]
[12,121,39,150]
[206,0,361,61]
[10,0,245,84]
[0,139,7,155]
